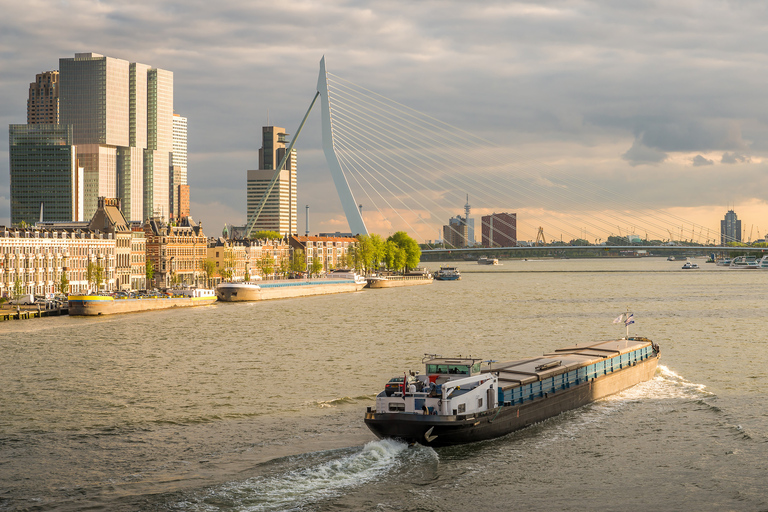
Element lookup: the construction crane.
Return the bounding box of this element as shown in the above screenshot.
[535,227,547,246]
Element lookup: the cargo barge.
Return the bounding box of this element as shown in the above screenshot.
[364,337,660,446]
[68,288,217,316]
[216,271,366,302]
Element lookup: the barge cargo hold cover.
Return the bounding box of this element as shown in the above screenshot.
[364,337,660,446]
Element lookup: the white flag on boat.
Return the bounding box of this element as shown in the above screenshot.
[613,313,625,324]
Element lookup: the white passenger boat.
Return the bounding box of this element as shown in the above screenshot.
[729,256,759,269]
[434,266,461,281]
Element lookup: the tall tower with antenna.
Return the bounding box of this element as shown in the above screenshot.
[464,194,474,245]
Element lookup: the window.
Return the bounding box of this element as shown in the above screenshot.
[458,403,466,413]
[388,402,405,412]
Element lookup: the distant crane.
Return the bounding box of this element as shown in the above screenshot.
[535,227,547,246]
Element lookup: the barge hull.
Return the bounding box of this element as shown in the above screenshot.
[217,280,365,302]
[364,353,658,446]
[68,296,216,316]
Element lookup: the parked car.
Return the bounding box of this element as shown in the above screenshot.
[384,375,417,396]
[9,294,35,305]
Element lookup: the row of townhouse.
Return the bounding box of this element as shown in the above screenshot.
[206,235,359,283]
[0,227,117,297]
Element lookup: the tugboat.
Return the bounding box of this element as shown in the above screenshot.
[364,337,660,446]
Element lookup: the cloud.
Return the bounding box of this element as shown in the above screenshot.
[621,138,667,166]
[721,152,751,164]
[692,155,714,166]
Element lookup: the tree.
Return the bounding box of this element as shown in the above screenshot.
[310,257,324,276]
[279,256,290,277]
[387,231,421,271]
[356,234,385,273]
[94,264,104,290]
[259,254,275,279]
[58,271,69,295]
[13,277,22,301]
[86,261,95,290]
[251,230,282,240]
[145,259,155,288]
[344,246,356,269]
[201,259,216,287]
[291,249,307,274]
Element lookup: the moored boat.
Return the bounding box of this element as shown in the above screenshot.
[364,337,660,446]
[216,271,366,302]
[68,288,217,316]
[434,266,461,280]
[682,261,699,269]
[729,256,758,269]
[477,257,500,265]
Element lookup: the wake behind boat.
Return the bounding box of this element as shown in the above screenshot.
[364,337,660,446]
[216,270,366,301]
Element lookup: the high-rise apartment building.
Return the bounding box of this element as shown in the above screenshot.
[721,209,741,245]
[9,124,83,224]
[443,215,468,248]
[27,71,60,124]
[57,53,173,222]
[482,212,517,248]
[170,113,188,221]
[246,126,297,236]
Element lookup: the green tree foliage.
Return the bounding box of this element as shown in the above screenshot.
[251,230,282,240]
[569,238,591,246]
[94,264,104,290]
[145,259,155,287]
[13,278,22,300]
[259,254,275,279]
[386,231,421,271]
[58,271,69,295]
[310,257,324,276]
[201,259,216,287]
[290,249,306,274]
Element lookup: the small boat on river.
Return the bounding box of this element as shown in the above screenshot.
[364,337,660,446]
[682,262,699,269]
[434,266,461,281]
[477,257,500,265]
[729,256,758,269]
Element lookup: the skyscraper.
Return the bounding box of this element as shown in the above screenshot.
[482,212,517,248]
[721,209,741,245]
[27,71,60,124]
[246,126,297,236]
[57,52,173,222]
[170,113,188,221]
[9,124,83,224]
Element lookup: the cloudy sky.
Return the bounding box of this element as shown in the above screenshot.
[2,0,768,240]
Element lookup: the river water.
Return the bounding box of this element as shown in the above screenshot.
[1,257,767,511]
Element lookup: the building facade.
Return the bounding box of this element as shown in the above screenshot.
[9,124,83,225]
[482,212,517,248]
[443,215,468,248]
[289,235,357,273]
[144,216,207,288]
[27,71,60,125]
[721,209,741,245]
[169,113,188,222]
[246,126,297,236]
[0,226,116,297]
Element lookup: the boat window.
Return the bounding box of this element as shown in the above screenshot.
[458,403,466,413]
[472,362,481,373]
[388,402,405,412]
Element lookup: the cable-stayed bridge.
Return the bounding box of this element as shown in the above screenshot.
[247,57,755,255]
